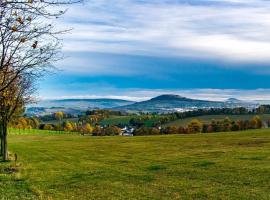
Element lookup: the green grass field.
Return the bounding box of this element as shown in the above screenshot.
[164,114,270,127]
[42,118,79,125]
[100,114,270,128]
[100,115,134,126]
[100,115,164,127]
[1,129,270,199]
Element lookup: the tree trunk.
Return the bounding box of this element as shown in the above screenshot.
[0,136,2,157]
[0,123,3,157]
[2,122,8,161]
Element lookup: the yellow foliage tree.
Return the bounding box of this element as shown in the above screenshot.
[64,121,73,132]
[82,123,93,135]
[188,119,203,133]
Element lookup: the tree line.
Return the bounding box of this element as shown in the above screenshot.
[12,113,266,137]
[134,116,264,136]
[128,106,270,128]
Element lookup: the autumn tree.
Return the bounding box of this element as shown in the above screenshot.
[0,0,80,161]
[223,117,232,132]
[55,112,64,122]
[55,111,64,132]
[250,116,263,129]
[43,124,54,131]
[82,123,93,135]
[0,71,32,160]
[63,121,73,132]
[104,126,122,136]
[92,126,104,136]
[162,126,178,134]
[188,119,203,133]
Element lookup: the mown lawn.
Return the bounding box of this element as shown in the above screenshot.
[1,129,270,199]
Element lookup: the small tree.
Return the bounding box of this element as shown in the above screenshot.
[92,126,104,136]
[188,119,203,133]
[105,126,122,136]
[55,112,64,122]
[55,111,64,133]
[250,116,263,129]
[162,126,178,134]
[223,117,232,132]
[82,123,93,135]
[44,124,54,131]
[63,121,73,132]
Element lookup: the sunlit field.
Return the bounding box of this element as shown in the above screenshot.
[0,129,270,199]
[164,114,270,127]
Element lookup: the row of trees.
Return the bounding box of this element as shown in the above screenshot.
[126,106,270,128]
[133,116,264,136]
[12,115,265,137]
[41,121,94,135]
[41,122,122,136]
[92,126,122,136]
[11,117,40,129]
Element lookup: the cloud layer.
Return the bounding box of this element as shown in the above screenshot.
[39,0,270,100]
[40,87,270,102]
[61,0,270,63]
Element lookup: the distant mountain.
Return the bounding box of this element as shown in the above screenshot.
[43,98,134,109]
[115,94,258,112]
[26,95,260,116]
[26,98,134,116]
[151,94,207,102]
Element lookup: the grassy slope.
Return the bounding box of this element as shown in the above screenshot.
[100,115,163,127]
[100,115,133,126]
[41,118,79,125]
[164,114,270,127]
[0,129,270,199]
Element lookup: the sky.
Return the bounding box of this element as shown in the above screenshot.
[39,0,270,101]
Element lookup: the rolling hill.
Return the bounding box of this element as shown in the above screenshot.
[115,94,258,112]
[26,95,260,115]
[26,98,134,116]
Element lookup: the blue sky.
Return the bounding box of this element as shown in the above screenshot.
[40,0,270,101]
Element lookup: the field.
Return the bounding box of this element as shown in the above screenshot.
[100,115,162,127]
[164,114,270,127]
[98,114,270,128]
[1,129,270,199]
[42,118,79,125]
[100,115,133,126]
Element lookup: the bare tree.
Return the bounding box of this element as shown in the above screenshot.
[0,0,81,161]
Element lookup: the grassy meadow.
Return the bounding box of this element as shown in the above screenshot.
[0,129,270,199]
[164,114,270,127]
[100,115,134,126]
[100,115,162,127]
[98,114,270,128]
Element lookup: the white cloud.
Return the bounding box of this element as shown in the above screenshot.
[40,87,270,102]
[57,0,270,65]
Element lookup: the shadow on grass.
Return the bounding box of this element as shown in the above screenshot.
[147,164,167,171]
[193,161,216,168]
